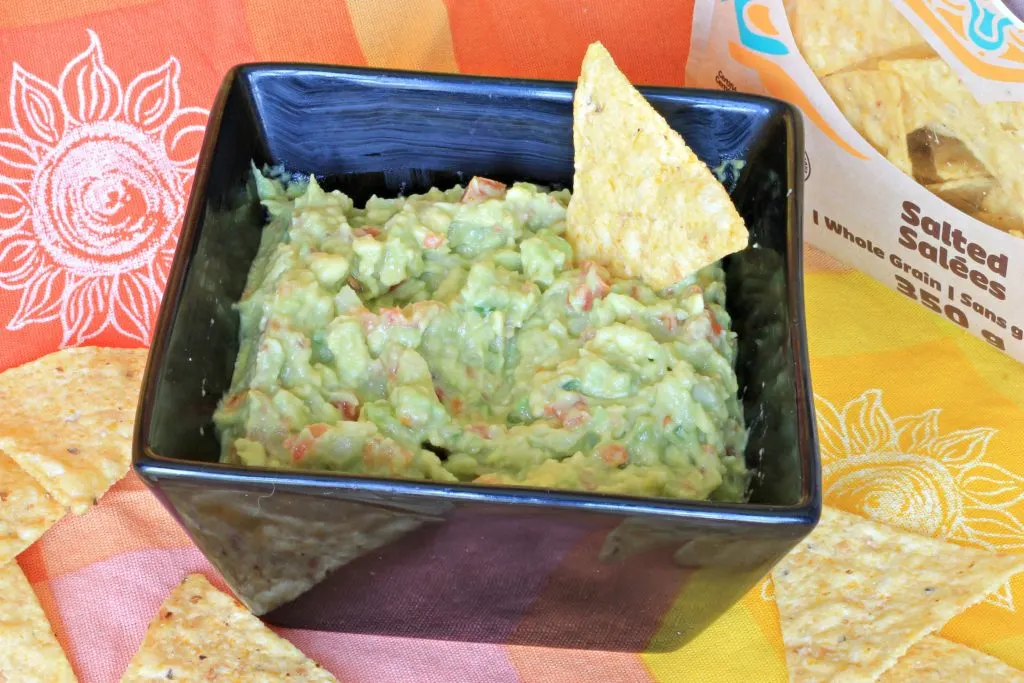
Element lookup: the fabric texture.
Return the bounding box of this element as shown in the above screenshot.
[0,1,1021,680]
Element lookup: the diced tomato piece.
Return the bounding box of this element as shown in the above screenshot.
[353,226,381,238]
[380,307,405,325]
[361,438,413,473]
[467,424,491,438]
[460,176,507,203]
[663,415,673,427]
[376,307,417,330]
[308,423,330,438]
[599,443,629,467]
[334,400,360,421]
[361,440,383,467]
[578,285,596,312]
[423,232,445,249]
[547,399,589,429]
[223,391,248,411]
[562,411,589,430]
[708,310,723,336]
[287,436,313,462]
[570,261,611,312]
[450,398,464,415]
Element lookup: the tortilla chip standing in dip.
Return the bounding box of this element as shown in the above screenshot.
[567,42,749,291]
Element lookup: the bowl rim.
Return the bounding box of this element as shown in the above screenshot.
[133,63,821,529]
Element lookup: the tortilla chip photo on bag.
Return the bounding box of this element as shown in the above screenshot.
[785,0,1024,239]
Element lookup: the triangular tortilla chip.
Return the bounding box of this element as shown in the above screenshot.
[880,635,1024,681]
[120,574,336,682]
[566,42,748,290]
[0,561,77,682]
[0,347,147,514]
[773,506,1024,682]
[821,69,912,176]
[0,450,66,566]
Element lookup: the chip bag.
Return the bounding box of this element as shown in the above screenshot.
[687,0,1024,362]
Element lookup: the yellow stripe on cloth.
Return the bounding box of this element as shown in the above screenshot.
[345,0,459,73]
[644,577,788,682]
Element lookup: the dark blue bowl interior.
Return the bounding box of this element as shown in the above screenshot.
[135,64,819,652]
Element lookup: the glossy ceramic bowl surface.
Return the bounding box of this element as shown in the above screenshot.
[133,64,819,652]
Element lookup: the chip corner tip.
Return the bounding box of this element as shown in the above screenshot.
[581,41,615,70]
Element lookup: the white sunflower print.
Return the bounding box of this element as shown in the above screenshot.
[0,30,207,345]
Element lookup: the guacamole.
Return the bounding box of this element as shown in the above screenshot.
[213,169,749,501]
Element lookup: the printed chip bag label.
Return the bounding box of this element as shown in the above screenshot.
[686,0,1024,362]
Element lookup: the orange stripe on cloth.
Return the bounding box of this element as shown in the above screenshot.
[345,0,459,72]
[243,0,366,65]
[18,473,193,582]
[0,0,153,29]
[506,645,653,683]
[443,0,690,85]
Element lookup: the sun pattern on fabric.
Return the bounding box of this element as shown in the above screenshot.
[816,388,1024,611]
[0,30,207,345]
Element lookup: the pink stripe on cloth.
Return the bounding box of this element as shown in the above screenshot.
[278,629,523,683]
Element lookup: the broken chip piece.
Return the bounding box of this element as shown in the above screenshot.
[0,451,66,567]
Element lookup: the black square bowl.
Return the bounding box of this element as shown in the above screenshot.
[133,64,820,653]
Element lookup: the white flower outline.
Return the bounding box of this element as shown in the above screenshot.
[0,30,208,345]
